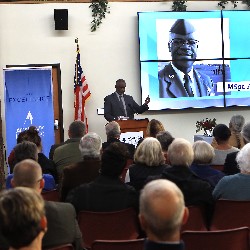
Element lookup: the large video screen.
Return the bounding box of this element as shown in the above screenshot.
[138,10,250,110]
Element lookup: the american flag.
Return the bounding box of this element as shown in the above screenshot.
[74,43,91,131]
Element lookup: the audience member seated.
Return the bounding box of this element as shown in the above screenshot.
[60,132,102,201]
[9,159,83,250]
[125,137,170,191]
[67,142,138,214]
[159,138,213,218]
[145,119,165,138]
[212,114,245,149]
[6,141,56,191]
[224,122,250,175]
[190,141,225,188]
[0,187,47,250]
[213,143,250,200]
[53,121,86,179]
[139,179,188,250]
[8,129,26,171]
[211,124,239,165]
[228,114,246,149]
[102,121,135,159]
[8,126,57,182]
[156,131,175,164]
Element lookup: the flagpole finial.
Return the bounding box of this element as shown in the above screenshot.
[75,37,78,44]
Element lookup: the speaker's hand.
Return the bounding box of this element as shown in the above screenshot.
[144,95,150,105]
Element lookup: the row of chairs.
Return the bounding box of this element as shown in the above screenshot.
[183,199,250,231]
[47,230,250,250]
[182,227,250,250]
[76,200,250,249]
[42,191,250,249]
[45,227,250,250]
[182,199,250,250]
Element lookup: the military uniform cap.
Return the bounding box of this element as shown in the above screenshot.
[170,19,195,35]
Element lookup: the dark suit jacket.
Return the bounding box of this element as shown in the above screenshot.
[104,92,149,121]
[43,201,82,250]
[38,153,58,183]
[159,63,214,98]
[128,163,170,191]
[60,158,101,201]
[161,165,213,207]
[224,151,240,175]
[67,175,139,214]
[0,201,82,250]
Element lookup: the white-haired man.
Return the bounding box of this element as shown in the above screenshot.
[160,138,213,208]
[213,143,250,200]
[139,179,189,249]
[102,121,135,158]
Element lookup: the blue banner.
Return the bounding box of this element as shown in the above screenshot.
[4,67,54,163]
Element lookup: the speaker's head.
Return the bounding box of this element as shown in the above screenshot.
[54,9,68,30]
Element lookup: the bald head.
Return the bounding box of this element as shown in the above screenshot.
[139,179,188,242]
[12,159,44,192]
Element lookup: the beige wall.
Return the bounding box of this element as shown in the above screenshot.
[0,1,249,150]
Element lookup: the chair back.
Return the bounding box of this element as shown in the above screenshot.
[182,227,250,250]
[77,208,140,249]
[44,243,74,250]
[42,189,60,202]
[210,199,250,230]
[181,206,208,231]
[91,239,145,250]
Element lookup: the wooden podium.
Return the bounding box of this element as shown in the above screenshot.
[117,118,149,137]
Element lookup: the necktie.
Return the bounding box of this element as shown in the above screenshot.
[119,95,127,116]
[184,74,194,97]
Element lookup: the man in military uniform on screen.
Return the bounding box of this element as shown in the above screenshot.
[159,19,214,98]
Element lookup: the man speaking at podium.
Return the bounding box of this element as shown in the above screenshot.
[104,79,150,122]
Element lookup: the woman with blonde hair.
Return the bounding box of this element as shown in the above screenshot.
[125,137,169,191]
[190,140,225,187]
[228,114,245,149]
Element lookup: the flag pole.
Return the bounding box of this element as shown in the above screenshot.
[73,37,91,132]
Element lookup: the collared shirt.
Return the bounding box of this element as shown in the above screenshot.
[171,63,198,97]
